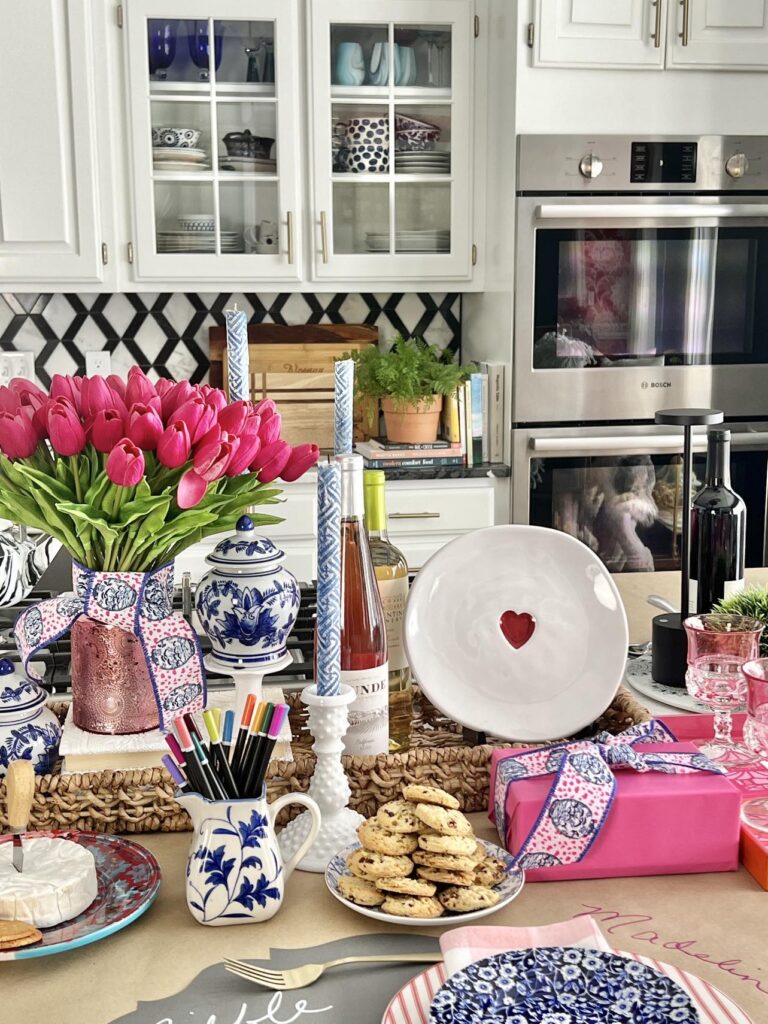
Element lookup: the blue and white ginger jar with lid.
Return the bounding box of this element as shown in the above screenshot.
[0,659,61,777]
[195,516,301,669]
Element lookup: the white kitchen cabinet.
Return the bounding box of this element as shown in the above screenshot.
[123,0,303,282]
[175,475,496,584]
[0,0,108,285]
[308,0,476,282]
[534,0,666,69]
[666,0,768,69]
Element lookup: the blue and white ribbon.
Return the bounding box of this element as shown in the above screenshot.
[225,307,249,403]
[334,359,355,455]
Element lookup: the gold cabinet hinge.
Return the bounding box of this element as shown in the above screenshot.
[117,4,123,27]
[127,242,134,264]
[101,242,109,265]
[526,22,535,47]
[474,14,480,37]
[472,243,478,266]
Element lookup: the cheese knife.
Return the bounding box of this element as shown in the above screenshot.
[6,759,35,873]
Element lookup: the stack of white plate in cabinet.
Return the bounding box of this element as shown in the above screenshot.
[218,154,277,173]
[156,230,243,253]
[394,151,451,174]
[366,229,450,253]
[152,147,210,172]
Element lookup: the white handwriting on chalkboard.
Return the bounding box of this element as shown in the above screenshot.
[154,991,334,1024]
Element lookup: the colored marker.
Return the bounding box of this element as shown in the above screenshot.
[162,754,190,794]
[174,718,213,799]
[202,709,239,799]
[250,704,289,797]
[184,712,204,745]
[222,709,235,764]
[231,694,256,784]
[235,700,267,790]
[242,703,275,798]
[192,733,228,801]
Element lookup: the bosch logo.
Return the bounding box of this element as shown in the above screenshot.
[641,381,672,390]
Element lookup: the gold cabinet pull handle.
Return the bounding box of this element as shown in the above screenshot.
[679,0,690,45]
[286,210,294,265]
[320,211,329,263]
[652,0,663,47]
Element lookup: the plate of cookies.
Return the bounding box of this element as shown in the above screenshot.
[325,785,524,926]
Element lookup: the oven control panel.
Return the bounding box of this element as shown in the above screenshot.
[518,135,768,192]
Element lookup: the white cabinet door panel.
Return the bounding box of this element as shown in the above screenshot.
[535,0,665,67]
[0,0,104,283]
[667,0,768,67]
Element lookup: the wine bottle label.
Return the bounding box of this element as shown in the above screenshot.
[341,665,389,756]
[689,576,745,613]
[377,576,409,672]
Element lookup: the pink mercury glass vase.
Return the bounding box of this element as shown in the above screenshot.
[70,618,159,734]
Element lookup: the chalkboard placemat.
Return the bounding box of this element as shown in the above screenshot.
[111,933,441,1024]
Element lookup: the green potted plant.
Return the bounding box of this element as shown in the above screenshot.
[345,335,474,444]
[715,586,768,656]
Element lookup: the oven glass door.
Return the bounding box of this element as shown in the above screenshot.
[528,447,767,574]
[533,225,768,371]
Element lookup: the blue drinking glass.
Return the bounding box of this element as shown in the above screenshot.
[187,20,224,80]
[147,19,177,79]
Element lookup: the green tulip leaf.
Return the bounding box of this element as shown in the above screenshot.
[58,501,119,543]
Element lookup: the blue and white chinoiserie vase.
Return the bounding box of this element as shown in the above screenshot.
[177,788,321,926]
[195,516,301,669]
[0,659,61,777]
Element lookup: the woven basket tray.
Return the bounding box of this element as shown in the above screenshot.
[0,687,649,834]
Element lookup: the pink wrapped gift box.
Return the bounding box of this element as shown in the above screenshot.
[489,741,741,882]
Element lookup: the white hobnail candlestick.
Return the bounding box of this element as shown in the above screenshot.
[278,683,364,873]
[204,651,294,726]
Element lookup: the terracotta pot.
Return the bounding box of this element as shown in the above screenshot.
[70,618,159,734]
[381,395,443,444]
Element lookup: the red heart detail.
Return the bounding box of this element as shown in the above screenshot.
[499,610,536,650]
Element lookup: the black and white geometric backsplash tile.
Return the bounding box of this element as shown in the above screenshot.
[0,292,462,387]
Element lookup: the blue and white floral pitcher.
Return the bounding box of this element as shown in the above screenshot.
[178,789,321,926]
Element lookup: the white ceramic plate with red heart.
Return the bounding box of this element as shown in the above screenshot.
[403,525,628,741]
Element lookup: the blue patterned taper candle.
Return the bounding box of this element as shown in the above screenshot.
[334,359,355,455]
[315,459,342,696]
[224,304,249,402]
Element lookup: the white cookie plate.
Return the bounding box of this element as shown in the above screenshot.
[325,838,524,927]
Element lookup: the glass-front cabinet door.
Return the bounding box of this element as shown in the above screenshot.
[309,0,474,281]
[125,0,301,281]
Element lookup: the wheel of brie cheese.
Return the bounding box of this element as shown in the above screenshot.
[0,837,98,928]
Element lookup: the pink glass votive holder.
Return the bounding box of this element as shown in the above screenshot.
[741,657,768,832]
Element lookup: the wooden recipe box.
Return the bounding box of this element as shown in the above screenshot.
[209,323,377,450]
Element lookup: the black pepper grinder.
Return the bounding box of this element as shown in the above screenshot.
[651,407,724,687]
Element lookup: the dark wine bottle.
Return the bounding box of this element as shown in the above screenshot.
[689,429,746,614]
[337,453,389,755]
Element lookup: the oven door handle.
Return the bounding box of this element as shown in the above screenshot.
[530,432,768,454]
[536,203,768,221]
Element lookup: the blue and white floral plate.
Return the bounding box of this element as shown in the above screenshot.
[428,947,700,1023]
[326,839,524,927]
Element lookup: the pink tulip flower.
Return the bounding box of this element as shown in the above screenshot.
[125,368,158,409]
[0,387,21,414]
[280,443,320,482]
[177,470,209,509]
[47,398,86,456]
[87,409,126,453]
[0,410,39,459]
[161,380,195,421]
[258,412,282,447]
[156,421,191,469]
[82,375,127,419]
[10,378,47,403]
[155,377,174,398]
[201,386,227,413]
[126,403,164,450]
[194,423,222,452]
[250,439,291,483]
[225,414,262,476]
[217,400,250,436]
[107,374,127,400]
[170,396,206,437]
[254,398,278,421]
[50,374,83,413]
[192,433,238,482]
[106,439,145,487]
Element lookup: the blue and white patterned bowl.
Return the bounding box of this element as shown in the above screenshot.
[326,838,524,927]
[429,947,700,1024]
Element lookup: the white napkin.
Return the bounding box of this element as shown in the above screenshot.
[439,916,613,977]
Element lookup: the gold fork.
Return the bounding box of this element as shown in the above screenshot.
[224,951,444,991]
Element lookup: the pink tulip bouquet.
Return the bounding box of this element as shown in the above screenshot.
[0,368,319,572]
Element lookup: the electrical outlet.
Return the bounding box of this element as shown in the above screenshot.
[85,351,112,377]
[0,351,35,386]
